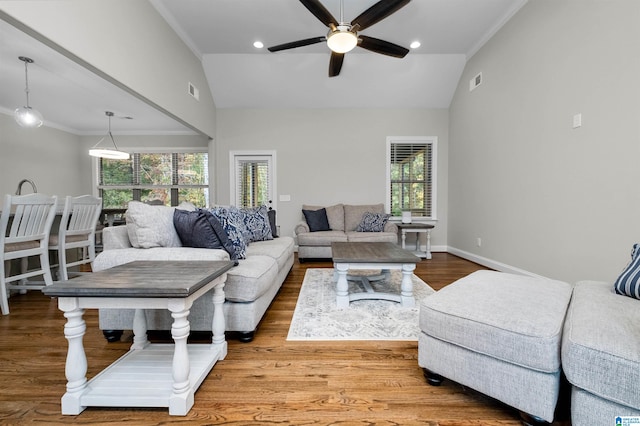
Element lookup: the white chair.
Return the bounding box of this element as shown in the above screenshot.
[49,195,102,281]
[0,193,58,315]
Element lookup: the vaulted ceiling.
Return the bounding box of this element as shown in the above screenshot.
[0,0,526,134]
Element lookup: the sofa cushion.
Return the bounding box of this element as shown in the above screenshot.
[225,255,278,302]
[346,231,397,243]
[173,209,238,261]
[92,246,230,272]
[302,208,331,232]
[245,236,294,271]
[297,230,348,246]
[125,201,182,249]
[303,204,344,231]
[421,270,572,373]
[562,280,640,410]
[344,204,385,232]
[355,212,391,232]
[613,243,640,299]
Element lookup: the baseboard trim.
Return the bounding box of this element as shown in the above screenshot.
[446,246,547,279]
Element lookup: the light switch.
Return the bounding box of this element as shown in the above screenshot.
[279,195,291,202]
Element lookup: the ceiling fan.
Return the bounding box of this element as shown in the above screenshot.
[267,0,411,77]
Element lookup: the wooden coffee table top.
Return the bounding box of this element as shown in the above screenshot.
[42,260,235,298]
[331,242,420,264]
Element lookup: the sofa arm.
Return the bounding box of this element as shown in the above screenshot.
[102,225,132,250]
[294,221,310,235]
[384,221,398,233]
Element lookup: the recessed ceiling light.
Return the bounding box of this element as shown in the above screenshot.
[410,41,421,49]
[253,41,264,49]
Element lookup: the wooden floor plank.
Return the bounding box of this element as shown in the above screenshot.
[0,252,558,425]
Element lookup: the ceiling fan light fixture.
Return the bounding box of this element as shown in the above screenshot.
[14,56,43,128]
[327,27,358,53]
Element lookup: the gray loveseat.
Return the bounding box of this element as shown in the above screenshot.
[93,202,294,342]
[294,203,398,261]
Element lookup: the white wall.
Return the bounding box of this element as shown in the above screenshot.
[0,112,89,197]
[0,0,217,138]
[448,0,640,282]
[215,108,449,246]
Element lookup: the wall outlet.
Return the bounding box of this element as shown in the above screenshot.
[476,237,482,247]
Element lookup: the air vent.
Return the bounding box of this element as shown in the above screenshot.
[188,82,200,101]
[469,72,482,91]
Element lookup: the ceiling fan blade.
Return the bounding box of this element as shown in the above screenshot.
[329,52,344,77]
[267,36,326,52]
[299,0,338,28]
[358,35,409,58]
[351,0,411,31]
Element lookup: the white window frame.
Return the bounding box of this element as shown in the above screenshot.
[385,136,438,222]
[229,150,277,210]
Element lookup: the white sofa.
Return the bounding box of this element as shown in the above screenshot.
[295,203,398,261]
[93,203,294,342]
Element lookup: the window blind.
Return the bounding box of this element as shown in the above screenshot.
[389,141,433,218]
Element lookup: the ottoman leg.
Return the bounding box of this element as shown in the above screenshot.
[422,368,444,386]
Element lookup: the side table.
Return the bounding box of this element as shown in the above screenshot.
[396,223,435,259]
[42,260,234,416]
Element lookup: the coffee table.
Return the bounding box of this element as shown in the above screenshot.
[42,260,234,416]
[331,242,420,308]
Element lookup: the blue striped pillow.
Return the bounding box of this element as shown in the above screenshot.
[613,244,640,299]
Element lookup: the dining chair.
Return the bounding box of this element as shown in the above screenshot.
[49,195,102,281]
[0,193,58,315]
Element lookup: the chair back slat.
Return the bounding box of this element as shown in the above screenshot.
[59,195,102,238]
[5,195,57,244]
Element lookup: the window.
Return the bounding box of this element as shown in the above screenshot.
[230,151,275,209]
[98,152,209,208]
[386,137,437,220]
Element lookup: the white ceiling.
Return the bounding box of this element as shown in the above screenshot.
[0,0,526,134]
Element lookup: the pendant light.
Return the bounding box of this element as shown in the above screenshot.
[89,111,130,160]
[14,56,43,128]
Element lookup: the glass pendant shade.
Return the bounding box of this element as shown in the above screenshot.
[14,106,43,128]
[327,29,357,53]
[15,56,43,128]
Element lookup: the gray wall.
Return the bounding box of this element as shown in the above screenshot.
[448,0,640,282]
[0,112,90,197]
[215,108,449,246]
[0,0,217,138]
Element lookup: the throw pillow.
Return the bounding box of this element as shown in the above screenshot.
[268,209,278,238]
[172,209,238,262]
[355,212,391,232]
[302,208,331,232]
[210,206,248,259]
[239,205,274,242]
[125,201,182,249]
[613,243,640,299]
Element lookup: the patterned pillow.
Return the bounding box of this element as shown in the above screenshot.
[210,206,248,259]
[239,205,274,242]
[613,244,640,299]
[355,212,391,232]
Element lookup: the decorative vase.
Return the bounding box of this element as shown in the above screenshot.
[402,211,412,224]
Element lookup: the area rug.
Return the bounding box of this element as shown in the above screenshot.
[287,268,435,341]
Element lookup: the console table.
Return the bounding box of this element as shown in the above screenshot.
[42,260,234,416]
[396,223,435,259]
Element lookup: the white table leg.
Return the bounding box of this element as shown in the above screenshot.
[131,309,149,350]
[335,263,350,308]
[168,303,194,416]
[59,299,88,415]
[401,230,407,250]
[400,264,416,307]
[211,279,227,359]
[426,229,432,260]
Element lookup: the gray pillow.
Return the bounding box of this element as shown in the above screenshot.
[125,201,182,248]
[303,208,331,232]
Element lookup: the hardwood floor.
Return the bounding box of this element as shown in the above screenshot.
[0,253,537,425]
